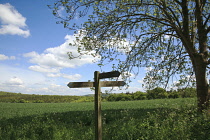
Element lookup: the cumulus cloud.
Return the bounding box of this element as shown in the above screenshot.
[21,34,102,83]
[0,3,30,37]
[61,73,81,80]
[28,65,60,73]
[0,64,58,94]
[9,77,24,85]
[23,34,99,81]
[3,77,24,87]
[24,34,98,68]
[0,54,16,60]
[0,62,91,95]
[0,54,8,60]
[47,73,81,80]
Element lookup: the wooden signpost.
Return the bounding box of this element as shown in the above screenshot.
[68,81,125,88]
[67,71,125,140]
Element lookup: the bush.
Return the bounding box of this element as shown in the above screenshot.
[107,93,132,101]
[106,87,196,102]
[168,91,180,99]
[147,87,167,99]
[107,94,117,101]
[133,91,147,100]
[158,92,168,99]
[167,88,196,99]
[178,88,196,98]
[18,99,29,103]
[115,93,132,101]
[33,100,44,103]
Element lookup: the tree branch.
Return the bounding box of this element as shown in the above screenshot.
[203,13,210,27]
[207,26,210,33]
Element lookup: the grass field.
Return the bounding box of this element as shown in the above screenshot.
[1,98,209,140]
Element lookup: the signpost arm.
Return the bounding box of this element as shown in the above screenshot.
[94,71,102,140]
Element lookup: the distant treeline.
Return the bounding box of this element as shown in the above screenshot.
[0,91,94,103]
[107,87,196,101]
[0,87,196,103]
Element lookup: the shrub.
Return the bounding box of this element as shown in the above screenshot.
[147,87,166,99]
[18,99,29,103]
[178,88,196,98]
[132,91,147,100]
[107,94,117,101]
[33,100,44,103]
[115,93,132,101]
[168,91,180,99]
[107,93,132,101]
[158,92,168,99]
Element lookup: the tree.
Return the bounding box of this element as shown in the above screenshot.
[147,87,167,99]
[178,87,197,98]
[50,0,210,111]
[133,91,148,100]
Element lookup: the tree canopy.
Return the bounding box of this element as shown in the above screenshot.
[50,0,210,111]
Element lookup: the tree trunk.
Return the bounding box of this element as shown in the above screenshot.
[194,55,210,112]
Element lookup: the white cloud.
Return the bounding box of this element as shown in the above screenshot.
[22,34,98,83]
[0,3,30,37]
[7,77,24,86]
[28,65,60,73]
[0,64,144,95]
[0,54,16,60]
[47,73,62,78]
[0,64,46,86]
[23,34,99,81]
[0,77,25,90]
[24,34,97,69]
[61,73,81,80]
[47,73,81,80]
[32,84,93,95]
[0,54,9,60]
[23,51,38,57]
[138,80,144,84]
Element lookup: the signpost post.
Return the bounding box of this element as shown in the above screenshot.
[67,71,125,140]
[94,71,101,140]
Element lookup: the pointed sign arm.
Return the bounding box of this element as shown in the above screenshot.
[67,81,126,88]
[99,71,121,79]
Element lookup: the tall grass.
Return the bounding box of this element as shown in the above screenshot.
[0,98,209,140]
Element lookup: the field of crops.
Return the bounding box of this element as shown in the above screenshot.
[1,98,209,140]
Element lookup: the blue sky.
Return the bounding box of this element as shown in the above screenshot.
[0,0,145,95]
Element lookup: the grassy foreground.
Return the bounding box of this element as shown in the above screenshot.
[0,98,209,140]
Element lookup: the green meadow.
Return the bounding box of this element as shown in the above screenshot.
[1,98,209,140]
